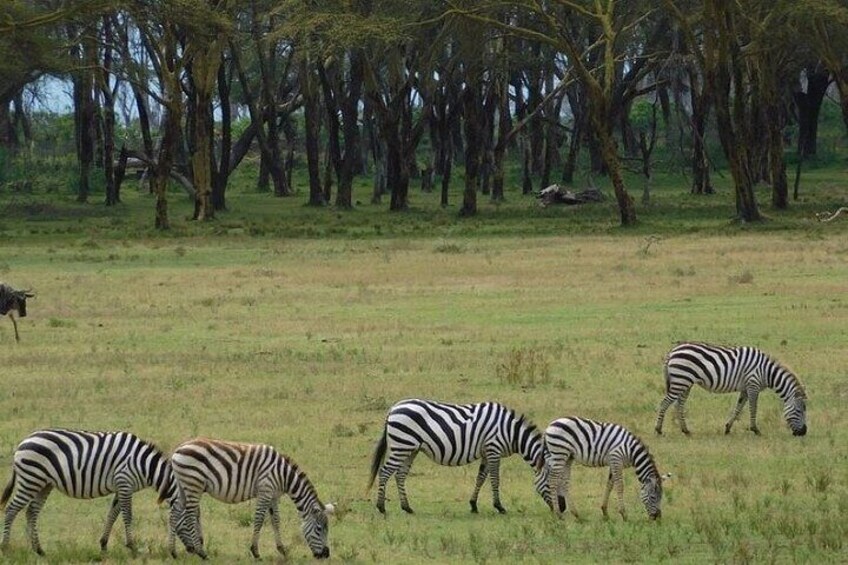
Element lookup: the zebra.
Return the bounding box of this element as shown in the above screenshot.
[169,438,333,560]
[367,399,549,515]
[0,428,190,557]
[655,342,808,436]
[544,417,665,521]
[0,283,34,343]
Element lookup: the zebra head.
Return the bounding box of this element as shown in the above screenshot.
[168,494,197,555]
[785,394,807,436]
[639,473,663,520]
[533,453,552,510]
[300,502,333,559]
[515,417,552,508]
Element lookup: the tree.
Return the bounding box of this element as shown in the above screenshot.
[458,1,667,225]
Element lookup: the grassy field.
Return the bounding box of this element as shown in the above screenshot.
[0,172,847,563]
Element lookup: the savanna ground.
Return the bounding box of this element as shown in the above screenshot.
[0,167,847,563]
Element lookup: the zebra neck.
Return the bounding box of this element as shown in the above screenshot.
[515,422,544,468]
[148,452,177,499]
[630,439,658,484]
[287,466,321,513]
[764,362,803,403]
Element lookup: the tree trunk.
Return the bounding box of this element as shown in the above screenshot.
[302,59,324,206]
[690,80,713,195]
[794,67,830,157]
[100,16,118,206]
[336,50,364,209]
[460,83,480,216]
[212,56,232,211]
[191,88,214,220]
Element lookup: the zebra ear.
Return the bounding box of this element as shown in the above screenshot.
[324,502,336,514]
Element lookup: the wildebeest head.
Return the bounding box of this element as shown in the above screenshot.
[14,289,35,317]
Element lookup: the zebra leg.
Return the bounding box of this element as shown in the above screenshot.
[269,498,286,556]
[99,496,121,551]
[115,483,137,554]
[601,470,614,519]
[2,488,32,551]
[24,486,52,556]
[562,461,580,520]
[747,385,762,435]
[469,462,488,513]
[485,452,506,514]
[396,452,418,514]
[376,449,409,514]
[607,458,627,520]
[249,490,273,559]
[675,389,692,435]
[655,394,676,435]
[182,495,207,560]
[725,391,748,434]
[546,458,566,517]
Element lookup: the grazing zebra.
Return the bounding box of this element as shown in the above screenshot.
[0,283,34,343]
[0,428,189,556]
[367,399,549,515]
[655,342,808,436]
[170,438,333,560]
[544,417,665,521]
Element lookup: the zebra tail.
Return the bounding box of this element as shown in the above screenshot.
[0,469,15,508]
[663,357,671,394]
[367,425,388,492]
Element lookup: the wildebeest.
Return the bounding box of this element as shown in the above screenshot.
[0,283,34,342]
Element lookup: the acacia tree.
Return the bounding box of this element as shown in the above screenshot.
[666,0,763,221]
[459,1,668,226]
[793,1,848,136]
[183,1,233,220]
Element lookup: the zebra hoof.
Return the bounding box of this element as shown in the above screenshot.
[401,504,414,514]
[99,539,108,552]
[724,426,731,435]
[681,429,691,436]
[376,502,386,515]
[469,500,478,513]
[250,544,260,559]
[557,496,567,514]
[494,503,507,514]
[276,544,287,556]
[654,428,662,435]
[750,427,761,436]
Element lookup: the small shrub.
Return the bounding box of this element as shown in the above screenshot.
[496,346,552,388]
[433,241,465,254]
[729,270,754,284]
[48,318,76,328]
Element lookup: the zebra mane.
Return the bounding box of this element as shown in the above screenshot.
[279,452,322,503]
[764,354,807,399]
[631,433,661,481]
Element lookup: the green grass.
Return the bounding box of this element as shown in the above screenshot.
[0,219,846,562]
[0,158,846,562]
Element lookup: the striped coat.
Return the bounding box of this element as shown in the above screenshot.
[368,399,548,515]
[544,417,664,520]
[655,342,808,436]
[170,438,332,560]
[0,429,186,556]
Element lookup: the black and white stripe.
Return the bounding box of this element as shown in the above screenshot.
[0,428,185,556]
[655,342,808,436]
[367,399,548,515]
[0,283,34,343]
[170,438,332,560]
[544,417,664,520]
